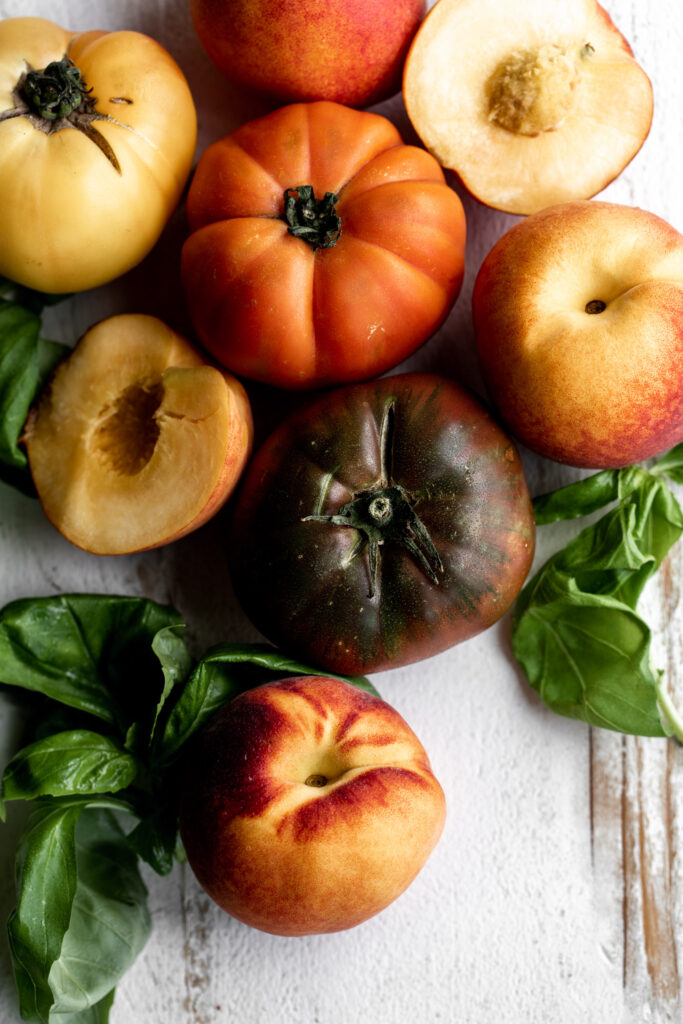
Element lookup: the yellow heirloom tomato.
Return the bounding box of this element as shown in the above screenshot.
[0,17,197,293]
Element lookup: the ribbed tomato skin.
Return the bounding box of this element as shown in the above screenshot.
[181,102,466,390]
[229,374,535,676]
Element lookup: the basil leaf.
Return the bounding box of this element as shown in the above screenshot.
[652,442,683,484]
[513,464,683,736]
[49,989,116,1024]
[0,298,69,496]
[531,465,652,525]
[149,624,193,746]
[551,471,683,608]
[532,468,620,524]
[513,575,665,736]
[0,731,139,820]
[156,642,379,763]
[8,799,84,1023]
[8,799,148,1024]
[47,809,151,1019]
[0,594,183,735]
[126,793,181,876]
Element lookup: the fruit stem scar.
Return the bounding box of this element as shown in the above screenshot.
[585,299,607,314]
[283,185,342,250]
[305,774,328,787]
[369,495,393,523]
[302,398,444,598]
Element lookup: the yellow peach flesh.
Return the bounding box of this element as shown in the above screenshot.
[403,0,653,214]
[25,314,252,554]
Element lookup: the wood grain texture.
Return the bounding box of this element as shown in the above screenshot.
[585,2,683,1014]
[0,0,681,1022]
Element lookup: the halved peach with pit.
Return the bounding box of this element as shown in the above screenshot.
[24,314,253,554]
[403,0,653,215]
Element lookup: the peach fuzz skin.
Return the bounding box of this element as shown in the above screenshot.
[189,0,426,108]
[179,676,446,936]
[473,201,683,468]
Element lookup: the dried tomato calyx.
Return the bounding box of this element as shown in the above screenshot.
[22,58,92,120]
[303,400,444,598]
[0,56,124,173]
[283,186,342,250]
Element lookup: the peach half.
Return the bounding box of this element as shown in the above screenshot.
[403,0,653,214]
[24,314,253,554]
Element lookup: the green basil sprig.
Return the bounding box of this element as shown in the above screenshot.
[0,731,139,820]
[9,800,150,1024]
[0,594,186,735]
[512,444,683,736]
[155,641,377,764]
[0,279,70,496]
[0,592,376,1023]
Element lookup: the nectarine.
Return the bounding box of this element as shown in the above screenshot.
[473,201,683,468]
[179,676,446,936]
[189,0,426,108]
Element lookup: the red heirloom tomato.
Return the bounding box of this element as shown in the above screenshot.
[181,102,466,389]
[229,374,535,675]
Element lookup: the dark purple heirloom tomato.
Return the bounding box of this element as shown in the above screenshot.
[229,374,535,676]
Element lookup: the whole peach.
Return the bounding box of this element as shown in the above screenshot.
[179,676,446,936]
[189,0,426,107]
[473,201,683,468]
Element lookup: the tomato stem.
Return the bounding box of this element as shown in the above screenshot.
[283,186,342,250]
[21,59,91,121]
[303,400,443,597]
[0,57,124,174]
[368,496,393,523]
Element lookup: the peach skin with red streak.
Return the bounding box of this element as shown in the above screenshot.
[189,0,426,108]
[179,676,446,936]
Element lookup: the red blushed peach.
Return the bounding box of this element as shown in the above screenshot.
[189,0,426,108]
[179,676,446,936]
[473,201,683,468]
[24,314,253,554]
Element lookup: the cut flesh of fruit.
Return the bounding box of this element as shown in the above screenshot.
[25,314,252,554]
[403,0,653,214]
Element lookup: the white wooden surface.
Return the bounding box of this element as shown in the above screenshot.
[1,1,682,1022]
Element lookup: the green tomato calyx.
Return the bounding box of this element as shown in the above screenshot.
[0,55,125,174]
[23,58,91,121]
[283,186,342,250]
[303,400,444,598]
